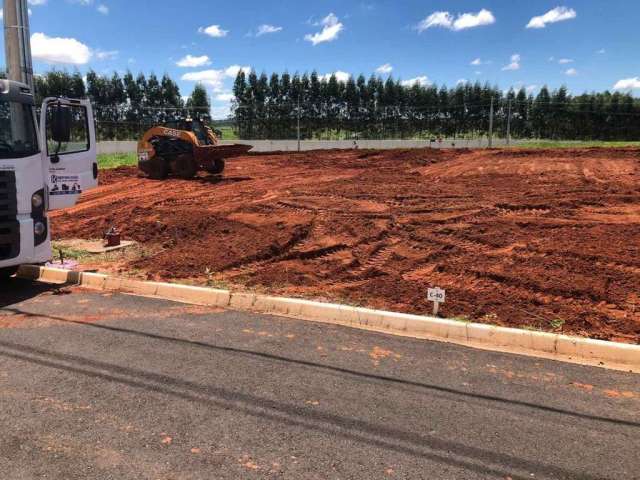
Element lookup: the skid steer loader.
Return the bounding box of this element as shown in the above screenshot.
[137,118,252,180]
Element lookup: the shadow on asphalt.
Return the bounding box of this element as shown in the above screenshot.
[0,334,606,480]
[3,305,638,430]
[0,278,62,310]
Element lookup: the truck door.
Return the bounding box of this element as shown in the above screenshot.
[41,98,98,210]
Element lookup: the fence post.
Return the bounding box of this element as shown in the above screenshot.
[506,99,512,146]
[297,94,301,152]
[488,97,494,148]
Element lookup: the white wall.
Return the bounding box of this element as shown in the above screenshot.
[97,141,138,155]
[97,138,513,155]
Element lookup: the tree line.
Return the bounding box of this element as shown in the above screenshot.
[232,71,640,141]
[19,69,640,141]
[33,70,211,140]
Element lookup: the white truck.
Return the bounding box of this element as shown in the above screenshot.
[0,79,98,278]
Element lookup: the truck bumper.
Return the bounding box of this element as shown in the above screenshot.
[0,216,51,269]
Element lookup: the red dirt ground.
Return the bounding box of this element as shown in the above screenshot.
[51,148,640,343]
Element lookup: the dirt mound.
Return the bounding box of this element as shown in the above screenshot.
[421,149,639,181]
[52,148,640,343]
[489,147,640,159]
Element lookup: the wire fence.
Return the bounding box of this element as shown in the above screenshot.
[84,101,640,143]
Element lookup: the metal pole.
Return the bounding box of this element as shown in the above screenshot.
[4,0,33,91]
[506,99,512,146]
[297,94,301,152]
[488,97,494,148]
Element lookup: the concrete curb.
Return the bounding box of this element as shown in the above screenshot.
[17,265,640,372]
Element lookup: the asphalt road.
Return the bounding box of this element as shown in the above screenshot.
[0,279,638,479]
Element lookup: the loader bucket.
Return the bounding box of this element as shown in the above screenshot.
[195,143,253,164]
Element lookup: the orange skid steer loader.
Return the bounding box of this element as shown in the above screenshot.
[137,119,252,180]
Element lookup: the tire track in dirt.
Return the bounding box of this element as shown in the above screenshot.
[52,148,640,342]
[351,238,402,277]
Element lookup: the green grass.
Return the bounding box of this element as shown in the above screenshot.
[214,125,238,140]
[97,152,137,169]
[51,242,93,260]
[515,140,640,149]
[549,318,566,330]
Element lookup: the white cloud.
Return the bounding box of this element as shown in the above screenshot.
[256,24,283,36]
[198,25,229,38]
[456,79,467,85]
[212,92,237,120]
[613,77,640,90]
[319,71,351,83]
[97,4,108,15]
[181,69,226,91]
[216,93,235,102]
[558,58,573,64]
[526,6,576,29]
[512,83,538,94]
[502,54,521,71]
[211,105,232,120]
[453,9,496,30]
[31,32,91,65]
[417,9,495,32]
[224,65,251,78]
[470,58,482,66]
[565,68,578,76]
[400,76,431,87]
[182,66,251,92]
[176,54,211,68]
[28,0,47,5]
[376,63,393,74]
[305,13,344,45]
[596,48,606,54]
[95,49,118,60]
[417,11,453,31]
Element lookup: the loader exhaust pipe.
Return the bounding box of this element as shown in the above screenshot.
[4,0,33,91]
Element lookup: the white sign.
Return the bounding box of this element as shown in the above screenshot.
[427,288,446,304]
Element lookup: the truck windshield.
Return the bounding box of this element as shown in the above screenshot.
[0,100,39,159]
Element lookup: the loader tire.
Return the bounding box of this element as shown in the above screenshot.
[146,156,170,180]
[205,158,225,175]
[171,154,198,179]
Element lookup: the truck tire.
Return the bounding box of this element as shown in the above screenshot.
[205,158,225,175]
[0,266,18,281]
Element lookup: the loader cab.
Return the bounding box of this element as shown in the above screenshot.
[189,118,211,145]
[179,117,214,146]
[0,79,98,273]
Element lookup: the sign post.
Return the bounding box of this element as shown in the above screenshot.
[427,287,446,316]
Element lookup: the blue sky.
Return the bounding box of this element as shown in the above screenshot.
[2,0,639,117]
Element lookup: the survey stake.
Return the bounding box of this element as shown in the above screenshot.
[428,287,446,316]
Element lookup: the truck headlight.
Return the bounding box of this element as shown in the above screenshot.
[34,221,46,236]
[32,192,44,209]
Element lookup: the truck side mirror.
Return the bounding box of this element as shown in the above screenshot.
[51,105,72,143]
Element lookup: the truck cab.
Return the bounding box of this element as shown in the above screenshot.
[0,79,98,278]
